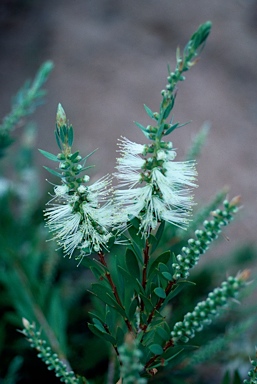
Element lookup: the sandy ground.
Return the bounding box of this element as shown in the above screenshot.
[0,0,257,259]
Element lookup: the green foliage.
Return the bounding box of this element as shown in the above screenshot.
[21,319,86,384]
[0,20,256,384]
[244,350,257,384]
[0,61,53,157]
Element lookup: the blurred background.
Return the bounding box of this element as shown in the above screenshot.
[0,0,257,264]
[1,2,257,382]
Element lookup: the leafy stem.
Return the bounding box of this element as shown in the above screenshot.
[98,251,133,333]
[146,279,176,328]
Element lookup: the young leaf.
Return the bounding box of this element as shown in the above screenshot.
[134,121,151,139]
[88,323,116,345]
[143,104,155,120]
[43,166,63,178]
[162,271,172,281]
[69,151,80,162]
[149,344,163,355]
[68,125,74,147]
[39,149,59,162]
[154,287,166,299]
[148,251,171,278]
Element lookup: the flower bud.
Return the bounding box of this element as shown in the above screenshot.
[56,103,67,128]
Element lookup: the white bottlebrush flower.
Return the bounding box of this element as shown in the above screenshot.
[44,175,114,258]
[114,137,197,236]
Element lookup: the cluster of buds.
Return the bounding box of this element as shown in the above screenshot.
[118,334,147,384]
[172,198,240,279]
[21,319,79,384]
[171,271,249,343]
[244,350,257,384]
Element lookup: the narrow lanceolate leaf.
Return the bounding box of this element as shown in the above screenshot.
[150,221,165,253]
[43,166,63,178]
[68,125,74,147]
[144,104,155,120]
[39,149,59,162]
[134,121,151,139]
[88,323,116,345]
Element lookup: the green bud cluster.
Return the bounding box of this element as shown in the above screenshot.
[244,353,257,384]
[21,319,80,384]
[172,199,239,280]
[118,335,147,384]
[58,152,85,190]
[161,22,212,118]
[171,273,247,343]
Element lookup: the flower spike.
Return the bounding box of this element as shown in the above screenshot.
[114,137,197,236]
[43,105,114,260]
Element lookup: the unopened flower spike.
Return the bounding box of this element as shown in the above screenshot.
[43,104,114,260]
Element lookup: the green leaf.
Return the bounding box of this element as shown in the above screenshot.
[116,327,125,345]
[154,287,166,299]
[105,306,117,333]
[128,224,145,249]
[68,125,74,147]
[158,263,169,273]
[164,121,180,135]
[69,151,80,162]
[143,104,155,120]
[150,221,165,253]
[162,271,172,281]
[128,297,138,321]
[88,323,116,345]
[118,266,137,287]
[162,99,174,120]
[221,371,230,384]
[156,327,170,342]
[134,121,151,139]
[88,311,105,325]
[59,126,67,143]
[149,344,163,355]
[138,293,154,313]
[43,166,63,178]
[92,318,106,333]
[125,248,140,281]
[89,283,114,305]
[82,257,108,273]
[117,266,138,310]
[90,266,104,280]
[39,149,59,162]
[187,21,212,54]
[232,370,242,384]
[89,283,126,316]
[165,121,190,135]
[55,129,62,150]
[163,280,195,306]
[148,251,171,278]
[81,148,98,164]
[147,348,185,369]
